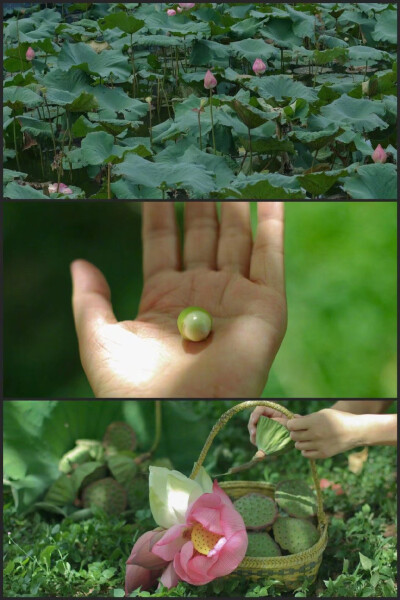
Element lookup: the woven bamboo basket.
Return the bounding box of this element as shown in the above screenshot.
[189,401,329,591]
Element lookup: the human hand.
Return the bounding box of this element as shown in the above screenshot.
[71,202,287,398]
[286,408,362,458]
[248,406,297,445]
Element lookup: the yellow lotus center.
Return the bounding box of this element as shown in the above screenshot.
[191,522,222,556]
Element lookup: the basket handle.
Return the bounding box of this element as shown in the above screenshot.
[189,401,327,529]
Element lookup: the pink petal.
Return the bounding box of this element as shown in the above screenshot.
[207,536,227,557]
[126,530,168,570]
[152,524,187,562]
[206,530,247,579]
[125,564,161,595]
[175,540,194,573]
[159,562,180,589]
[212,480,233,506]
[220,503,246,537]
[186,494,223,535]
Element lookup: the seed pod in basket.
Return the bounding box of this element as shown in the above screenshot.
[275,479,318,518]
[255,416,295,459]
[234,493,278,530]
[273,516,319,554]
[246,531,282,557]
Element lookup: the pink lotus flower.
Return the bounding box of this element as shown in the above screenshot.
[177,7,183,12]
[26,47,35,61]
[152,481,247,587]
[372,144,387,164]
[167,9,176,16]
[252,58,267,75]
[204,70,217,90]
[48,183,73,195]
[179,3,196,8]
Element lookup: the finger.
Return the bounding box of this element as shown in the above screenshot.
[287,416,310,431]
[301,450,321,459]
[184,202,218,270]
[250,202,285,292]
[294,441,315,451]
[289,430,312,442]
[142,202,180,280]
[217,202,252,275]
[71,260,117,341]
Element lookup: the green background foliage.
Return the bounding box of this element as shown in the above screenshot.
[3,201,397,398]
[3,399,397,597]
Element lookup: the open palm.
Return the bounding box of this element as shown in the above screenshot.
[71,202,287,398]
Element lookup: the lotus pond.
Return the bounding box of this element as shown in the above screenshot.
[3,2,398,199]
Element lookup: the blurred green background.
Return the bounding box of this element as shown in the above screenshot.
[3,201,397,398]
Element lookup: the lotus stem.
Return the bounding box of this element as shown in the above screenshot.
[16,12,23,72]
[44,95,57,157]
[248,126,253,174]
[13,116,20,170]
[198,110,202,151]
[107,163,111,199]
[130,33,137,98]
[38,142,45,178]
[210,89,216,155]
[149,400,162,454]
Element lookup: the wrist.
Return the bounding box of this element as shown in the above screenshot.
[354,414,397,447]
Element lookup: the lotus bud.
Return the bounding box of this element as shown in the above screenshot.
[26,47,35,61]
[372,144,387,164]
[177,7,183,12]
[167,9,176,16]
[204,70,217,90]
[177,307,212,342]
[252,58,267,75]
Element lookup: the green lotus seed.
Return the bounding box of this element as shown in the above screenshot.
[177,307,212,342]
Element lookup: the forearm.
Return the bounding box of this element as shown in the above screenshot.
[331,400,393,415]
[357,414,397,447]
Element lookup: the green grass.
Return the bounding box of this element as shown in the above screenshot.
[3,401,397,597]
[3,202,397,398]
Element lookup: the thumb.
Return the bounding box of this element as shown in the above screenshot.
[71,259,117,344]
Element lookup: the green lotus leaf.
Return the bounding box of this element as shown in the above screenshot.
[230,38,278,63]
[99,13,145,35]
[320,94,388,132]
[57,42,131,82]
[256,416,295,457]
[249,75,318,103]
[4,86,43,109]
[17,115,53,138]
[190,39,231,66]
[4,182,49,199]
[113,154,215,196]
[372,9,397,44]
[342,163,397,200]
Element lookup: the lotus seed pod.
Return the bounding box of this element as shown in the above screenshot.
[177,307,212,342]
[275,479,317,518]
[103,422,137,452]
[273,517,319,554]
[246,532,282,557]
[234,493,278,530]
[125,476,148,511]
[82,477,127,515]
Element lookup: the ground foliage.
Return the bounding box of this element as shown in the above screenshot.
[3,400,397,597]
[3,2,397,199]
